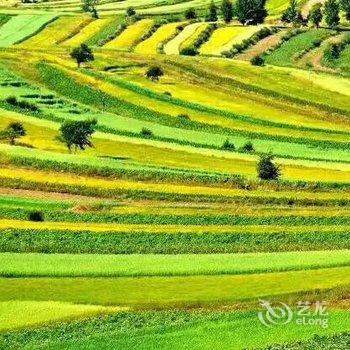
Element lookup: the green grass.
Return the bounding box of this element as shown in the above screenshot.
[1,250,349,277]
[0,267,349,307]
[1,309,349,350]
[0,300,115,332]
[45,310,349,350]
[0,14,56,47]
[1,229,349,254]
[265,29,332,67]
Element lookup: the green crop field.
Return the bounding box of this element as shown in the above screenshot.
[0,0,349,349]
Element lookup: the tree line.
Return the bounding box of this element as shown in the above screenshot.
[81,0,350,29]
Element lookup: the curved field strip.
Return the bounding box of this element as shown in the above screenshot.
[2,101,350,170]
[2,129,350,184]
[338,44,350,73]
[18,16,91,47]
[3,112,349,184]
[179,22,209,52]
[4,62,349,165]
[200,25,264,56]
[0,301,121,332]
[0,14,56,47]
[4,53,348,148]
[61,18,113,47]
[289,69,350,97]
[109,204,350,217]
[164,22,203,55]
[59,67,350,147]
[237,31,286,61]
[298,33,345,71]
[40,311,349,350]
[194,58,350,114]
[2,251,350,277]
[120,64,350,134]
[18,0,214,15]
[1,267,349,307]
[265,29,332,67]
[1,192,350,217]
[103,19,154,50]
[1,166,350,200]
[1,219,350,234]
[134,21,186,54]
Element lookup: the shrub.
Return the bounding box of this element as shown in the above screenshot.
[180,46,198,56]
[184,7,197,19]
[140,128,153,137]
[126,7,136,17]
[178,114,190,120]
[221,138,235,151]
[146,66,164,82]
[28,211,44,222]
[5,96,40,112]
[240,141,255,153]
[250,55,265,66]
[257,153,281,180]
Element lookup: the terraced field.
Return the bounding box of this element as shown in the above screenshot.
[0,0,349,349]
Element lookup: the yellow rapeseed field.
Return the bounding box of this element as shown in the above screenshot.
[104,19,154,50]
[134,22,186,54]
[62,18,113,47]
[19,16,92,47]
[200,25,264,56]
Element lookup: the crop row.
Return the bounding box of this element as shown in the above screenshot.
[1,229,349,254]
[1,173,350,206]
[2,308,349,350]
[2,206,350,226]
[2,250,350,277]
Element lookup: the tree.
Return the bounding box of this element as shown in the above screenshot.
[235,0,268,25]
[82,0,99,18]
[58,119,97,153]
[0,122,26,145]
[221,0,233,23]
[340,0,350,20]
[281,0,299,25]
[126,6,136,17]
[257,153,281,180]
[206,1,218,21]
[240,141,255,152]
[250,55,265,66]
[146,66,164,82]
[70,44,94,68]
[184,7,197,19]
[309,4,323,27]
[323,0,340,27]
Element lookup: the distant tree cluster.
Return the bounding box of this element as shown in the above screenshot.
[202,0,267,25]
[282,0,346,28]
[81,0,99,18]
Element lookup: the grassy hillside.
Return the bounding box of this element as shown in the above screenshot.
[0,0,349,349]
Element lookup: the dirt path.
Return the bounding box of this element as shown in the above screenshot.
[236,30,286,61]
[297,33,345,72]
[0,187,104,202]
